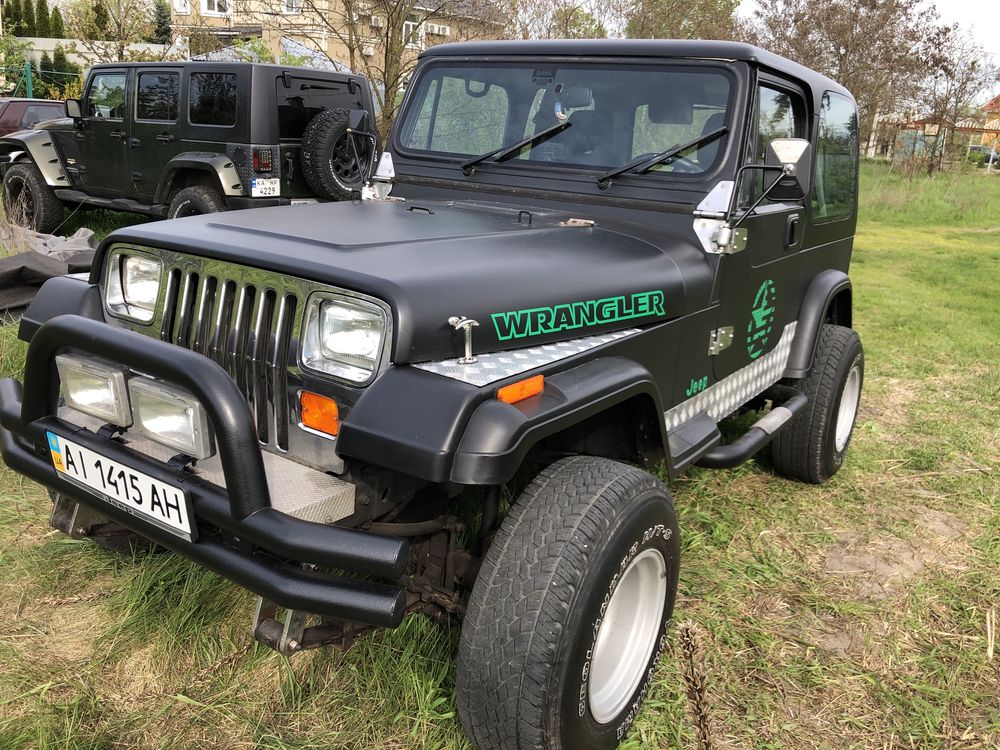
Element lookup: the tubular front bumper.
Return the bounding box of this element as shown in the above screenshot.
[0,315,408,628]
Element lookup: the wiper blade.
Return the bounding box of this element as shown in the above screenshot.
[597,126,728,186]
[461,121,573,174]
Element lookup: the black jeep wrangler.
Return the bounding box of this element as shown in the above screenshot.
[0,40,863,749]
[0,61,379,233]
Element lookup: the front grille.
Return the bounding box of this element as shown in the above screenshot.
[159,269,298,449]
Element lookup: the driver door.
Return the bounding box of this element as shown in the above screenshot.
[77,69,132,197]
[712,79,810,381]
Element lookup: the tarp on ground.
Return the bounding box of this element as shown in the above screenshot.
[0,225,97,313]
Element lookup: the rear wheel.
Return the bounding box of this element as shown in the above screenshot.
[3,161,64,233]
[457,456,680,749]
[167,185,226,219]
[770,324,864,483]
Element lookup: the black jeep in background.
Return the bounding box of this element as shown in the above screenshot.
[0,62,379,233]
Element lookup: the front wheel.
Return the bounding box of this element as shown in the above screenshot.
[457,456,680,750]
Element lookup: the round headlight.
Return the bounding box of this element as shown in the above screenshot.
[301,294,387,383]
[106,252,162,323]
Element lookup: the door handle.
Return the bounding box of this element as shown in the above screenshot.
[129,137,141,148]
[109,130,126,140]
[785,215,801,249]
[156,133,175,143]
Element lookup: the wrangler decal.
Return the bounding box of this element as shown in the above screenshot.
[491,290,665,341]
[746,279,776,359]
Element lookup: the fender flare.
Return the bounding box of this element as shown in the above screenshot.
[18,276,104,343]
[155,153,245,202]
[449,357,667,485]
[0,131,71,187]
[784,269,852,379]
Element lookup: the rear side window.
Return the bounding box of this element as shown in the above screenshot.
[20,103,62,128]
[137,72,180,121]
[276,76,364,139]
[812,91,858,222]
[189,72,237,126]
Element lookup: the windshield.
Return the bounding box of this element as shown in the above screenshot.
[397,62,733,176]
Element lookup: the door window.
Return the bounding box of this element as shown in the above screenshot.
[746,84,806,203]
[812,91,858,222]
[136,72,180,122]
[189,72,238,126]
[85,72,127,120]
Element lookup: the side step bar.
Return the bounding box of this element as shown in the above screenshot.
[695,389,808,469]
[54,189,168,218]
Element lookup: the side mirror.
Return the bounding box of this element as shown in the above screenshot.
[65,98,82,119]
[764,138,811,201]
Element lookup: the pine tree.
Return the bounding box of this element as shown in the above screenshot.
[93,0,110,36]
[21,0,36,37]
[50,6,65,38]
[6,0,23,36]
[149,0,172,44]
[35,0,51,37]
[52,44,72,74]
[39,50,53,88]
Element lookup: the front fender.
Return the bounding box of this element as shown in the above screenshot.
[155,152,246,201]
[0,131,70,186]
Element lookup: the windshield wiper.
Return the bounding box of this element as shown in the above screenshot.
[597,126,729,187]
[461,121,573,175]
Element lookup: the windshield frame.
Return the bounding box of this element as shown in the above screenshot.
[392,56,742,188]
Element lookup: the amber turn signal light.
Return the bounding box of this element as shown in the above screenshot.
[496,374,544,405]
[300,391,339,435]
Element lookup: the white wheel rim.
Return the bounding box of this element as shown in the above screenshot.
[588,548,667,724]
[835,365,861,452]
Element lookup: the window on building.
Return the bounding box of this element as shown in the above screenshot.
[173,0,190,13]
[136,72,180,121]
[812,91,858,222]
[203,0,228,14]
[189,72,237,126]
[84,72,127,119]
[284,0,301,11]
[403,15,424,49]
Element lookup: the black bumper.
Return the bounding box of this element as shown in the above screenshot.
[0,315,408,628]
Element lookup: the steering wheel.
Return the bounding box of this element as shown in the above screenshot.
[633,152,701,173]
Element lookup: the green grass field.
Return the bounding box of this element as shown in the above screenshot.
[0,164,997,749]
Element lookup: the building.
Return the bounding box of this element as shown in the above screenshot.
[981,93,1000,153]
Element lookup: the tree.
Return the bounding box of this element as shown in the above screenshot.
[65,0,158,61]
[38,50,53,88]
[6,0,23,36]
[623,0,739,40]
[50,7,66,38]
[21,0,37,37]
[548,5,607,38]
[35,0,51,37]
[149,0,172,44]
[744,0,946,144]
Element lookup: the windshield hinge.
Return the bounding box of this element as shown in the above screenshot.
[559,218,595,227]
[714,226,748,254]
[708,326,734,356]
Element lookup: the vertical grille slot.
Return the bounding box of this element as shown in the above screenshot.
[270,294,297,450]
[192,276,218,356]
[251,289,277,444]
[159,269,180,342]
[174,272,199,348]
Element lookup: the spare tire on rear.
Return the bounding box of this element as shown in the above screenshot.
[300,108,379,201]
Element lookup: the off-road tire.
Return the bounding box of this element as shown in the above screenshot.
[770,324,864,484]
[167,186,226,219]
[2,161,65,233]
[457,456,680,750]
[300,108,378,201]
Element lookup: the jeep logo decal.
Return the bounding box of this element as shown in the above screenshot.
[746,279,776,359]
[491,291,665,341]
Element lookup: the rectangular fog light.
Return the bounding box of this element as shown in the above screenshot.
[128,378,214,460]
[55,354,131,427]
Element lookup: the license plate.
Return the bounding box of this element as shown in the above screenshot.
[46,432,195,541]
[251,178,280,198]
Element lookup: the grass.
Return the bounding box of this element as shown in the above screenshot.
[0,162,998,748]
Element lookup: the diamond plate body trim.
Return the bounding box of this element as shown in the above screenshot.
[665,322,797,431]
[413,328,642,387]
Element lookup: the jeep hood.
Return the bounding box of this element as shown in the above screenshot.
[107,200,703,364]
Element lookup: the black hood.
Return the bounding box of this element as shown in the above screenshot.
[107,200,700,363]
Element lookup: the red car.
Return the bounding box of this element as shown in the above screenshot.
[0,98,66,137]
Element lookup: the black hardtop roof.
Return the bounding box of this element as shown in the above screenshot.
[88,61,361,77]
[421,39,852,100]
